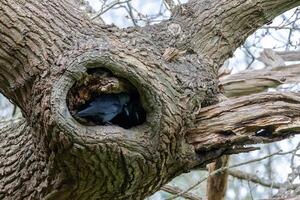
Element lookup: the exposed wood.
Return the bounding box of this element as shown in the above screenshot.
[163,0,176,10]
[206,155,230,200]
[277,50,300,61]
[220,63,300,97]
[187,92,300,152]
[205,92,230,200]
[258,49,285,68]
[218,64,232,80]
[220,48,300,98]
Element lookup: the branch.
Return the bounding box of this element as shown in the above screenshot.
[258,49,286,68]
[277,50,300,62]
[220,49,300,97]
[285,195,300,200]
[91,0,131,20]
[168,0,300,66]
[167,149,291,200]
[162,185,201,200]
[163,0,176,11]
[187,92,300,152]
[0,0,97,111]
[206,155,229,200]
[220,63,300,97]
[228,169,300,190]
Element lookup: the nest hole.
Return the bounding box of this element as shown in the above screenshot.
[67,67,146,129]
[255,126,274,137]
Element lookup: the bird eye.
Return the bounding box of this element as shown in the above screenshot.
[67,67,146,129]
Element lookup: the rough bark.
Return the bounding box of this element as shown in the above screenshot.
[0,0,300,199]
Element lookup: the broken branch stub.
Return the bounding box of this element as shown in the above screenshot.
[220,63,300,97]
[187,92,300,152]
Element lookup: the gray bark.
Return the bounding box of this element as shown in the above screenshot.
[0,0,300,199]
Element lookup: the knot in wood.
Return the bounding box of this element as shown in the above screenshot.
[168,23,182,36]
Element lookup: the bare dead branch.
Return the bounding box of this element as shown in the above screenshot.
[228,169,300,190]
[275,142,300,198]
[162,185,201,200]
[167,149,295,200]
[163,0,176,11]
[187,92,300,151]
[172,0,300,66]
[261,26,300,31]
[91,0,131,20]
[258,49,286,68]
[220,63,300,97]
[277,50,300,62]
[206,155,229,200]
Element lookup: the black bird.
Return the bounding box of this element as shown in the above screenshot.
[76,93,130,124]
[112,92,146,129]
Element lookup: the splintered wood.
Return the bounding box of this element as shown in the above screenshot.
[186,92,300,152]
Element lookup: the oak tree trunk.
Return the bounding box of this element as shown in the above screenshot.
[1,0,300,199]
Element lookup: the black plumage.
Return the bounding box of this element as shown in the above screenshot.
[75,92,146,129]
[76,93,130,124]
[112,93,146,129]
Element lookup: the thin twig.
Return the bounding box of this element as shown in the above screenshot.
[125,1,138,27]
[91,0,131,20]
[162,185,201,200]
[163,0,176,10]
[166,150,292,200]
[228,169,300,190]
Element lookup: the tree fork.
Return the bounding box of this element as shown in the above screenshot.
[1,0,300,199]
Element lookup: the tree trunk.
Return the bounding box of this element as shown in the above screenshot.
[1,0,300,199]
